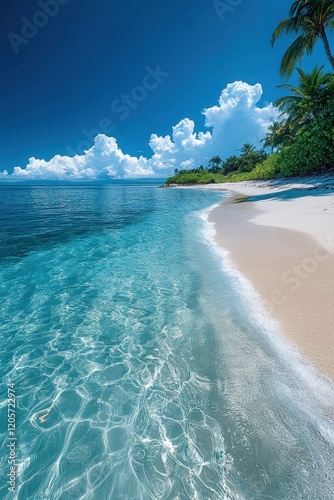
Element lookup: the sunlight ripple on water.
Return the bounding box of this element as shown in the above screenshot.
[0,183,333,499]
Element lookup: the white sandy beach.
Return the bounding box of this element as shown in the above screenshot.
[190,175,334,381]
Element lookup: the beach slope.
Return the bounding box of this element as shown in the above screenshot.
[199,176,334,381]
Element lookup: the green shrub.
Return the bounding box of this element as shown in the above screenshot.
[249,154,281,179]
[224,154,280,181]
[165,171,226,184]
[277,75,334,176]
[278,124,334,177]
[165,155,280,185]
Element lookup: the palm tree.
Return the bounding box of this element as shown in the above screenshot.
[239,143,256,156]
[271,0,334,78]
[274,65,332,127]
[262,122,282,152]
[262,120,295,151]
[208,156,222,172]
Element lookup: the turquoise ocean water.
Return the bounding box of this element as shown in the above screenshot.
[0,182,333,499]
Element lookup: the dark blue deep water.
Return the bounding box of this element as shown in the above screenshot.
[0,183,333,499]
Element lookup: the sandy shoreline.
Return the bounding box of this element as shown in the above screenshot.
[187,176,334,382]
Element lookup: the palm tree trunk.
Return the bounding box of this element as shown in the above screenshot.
[320,27,334,70]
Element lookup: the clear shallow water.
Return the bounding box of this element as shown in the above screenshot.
[0,182,333,499]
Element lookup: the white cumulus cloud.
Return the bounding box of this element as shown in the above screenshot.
[204,81,277,157]
[3,81,278,180]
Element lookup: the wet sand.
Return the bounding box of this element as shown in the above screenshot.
[181,176,334,381]
[209,195,334,381]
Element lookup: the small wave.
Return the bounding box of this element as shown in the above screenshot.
[200,201,334,432]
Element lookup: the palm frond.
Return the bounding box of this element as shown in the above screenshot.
[279,34,315,78]
[291,0,334,25]
[276,83,304,96]
[271,17,304,46]
[274,96,301,108]
[272,0,334,77]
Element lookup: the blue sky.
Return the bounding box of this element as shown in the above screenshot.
[1,0,332,178]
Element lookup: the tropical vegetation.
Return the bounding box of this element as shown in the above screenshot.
[271,0,334,78]
[165,0,334,186]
